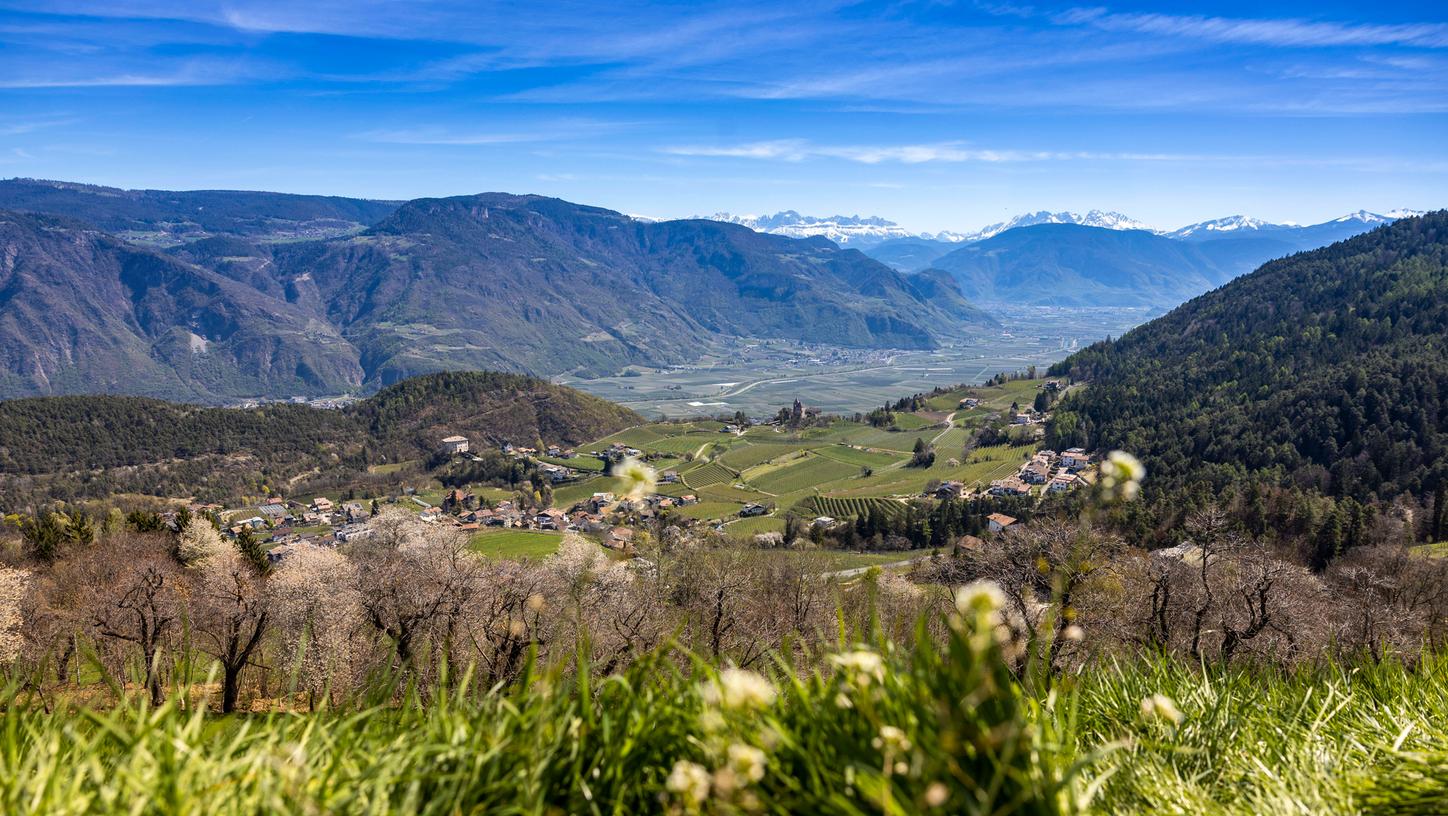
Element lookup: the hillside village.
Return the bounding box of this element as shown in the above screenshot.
[203,376,1095,563]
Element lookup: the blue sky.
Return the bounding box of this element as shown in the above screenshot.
[0,0,1444,233]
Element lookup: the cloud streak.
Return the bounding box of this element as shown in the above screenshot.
[0,116,76,135]
[660,140,1448,173]
[1056,7,1448,49]
[662,140,1245,165]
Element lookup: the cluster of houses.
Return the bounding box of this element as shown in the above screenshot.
[441,434,587,484]
[988,447,1092,497]
[215,495,378,563]
[433,487,701,540]
[925,447,1092,503]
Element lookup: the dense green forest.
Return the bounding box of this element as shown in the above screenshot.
[1047,212,1448,542]
[0,371,640,507]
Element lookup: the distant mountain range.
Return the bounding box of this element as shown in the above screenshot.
[0,176,1433,403]
[925,223,1287,308]
[699,211,957,246]
[701,208,1149,248]
[706,207,1426,274]
[968,210,1154,241]
[860,209,1428,308]
[0,182,992,403]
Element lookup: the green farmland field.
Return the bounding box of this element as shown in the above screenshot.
[801,495,908,521]
[683,462,737,488]
[468,528,566,560]
[749,455,860,495]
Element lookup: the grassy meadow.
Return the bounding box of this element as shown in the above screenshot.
[468,528,565,559]
[3,601,1443,815]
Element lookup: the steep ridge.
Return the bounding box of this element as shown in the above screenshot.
[265,194,993,384]
[0,211,364,401]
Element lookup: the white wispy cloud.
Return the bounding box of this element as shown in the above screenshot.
[0,73,211,88]
[661,140,1240,164]
[0,116,76,136]
[659,140,1448,172]
[0,55,277,89]
[1056,7,1448,49]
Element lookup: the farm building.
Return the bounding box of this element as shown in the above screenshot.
[987,513,1018,533]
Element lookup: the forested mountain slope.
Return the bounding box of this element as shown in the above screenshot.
[1048,212,1448,504]
[0,371,640,505]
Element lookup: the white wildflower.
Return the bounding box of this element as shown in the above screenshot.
[954,579,1006,619]
[1062,624,1085,642]
[829,649,886,686]
[702,668,776,711]
[873,725,912,752]
[925,781,949,807]
[726,743,767,784]
[666,760,711,807]
[1140,693,1184,726]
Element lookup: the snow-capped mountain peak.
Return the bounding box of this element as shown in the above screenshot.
[1382,208,1426,220]
[1168,215,1291,238]
[1333,209,1424,224]
[700,211,916,246]
[687,206,1428,251]
[965,210,1155,241]
[1334,210,1388,224]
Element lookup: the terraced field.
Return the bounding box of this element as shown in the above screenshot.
[813,445,904,469]
[552,477,626,507]
[846,427,942,453]
[683,462,737,488]
[749,455,860,495]
[722,515,788,536]
[718,442,811,470]
[890,413,936,431]
[646,434,724,457]
[468,529,565,560]
[539,454,605,472]
[674,501,746,521]
[697,484,769,502]
[591,427,666,448]
[801,495,907,521]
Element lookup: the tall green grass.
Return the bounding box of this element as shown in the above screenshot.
[1069,653,1448,815]
[3,622,1446,813]
[0,605,1073,815]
